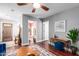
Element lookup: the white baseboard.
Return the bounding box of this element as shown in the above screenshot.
[22,40,47,46]
[36,40,46,43]
[22,43,29,46]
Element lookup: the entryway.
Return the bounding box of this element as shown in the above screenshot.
[28,20,37,45]
[43,20,49,40]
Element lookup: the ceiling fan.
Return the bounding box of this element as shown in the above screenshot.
[17,3,49,13]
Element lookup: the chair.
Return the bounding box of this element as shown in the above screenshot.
[0,43,6,56]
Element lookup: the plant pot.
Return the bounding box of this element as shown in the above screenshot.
[70,46,78,55]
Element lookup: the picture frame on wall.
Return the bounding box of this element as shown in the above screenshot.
[54,20,66,32]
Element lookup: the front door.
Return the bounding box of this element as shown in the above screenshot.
[2,23,13,42]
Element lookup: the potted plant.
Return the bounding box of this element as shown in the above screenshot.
[67,28,78,43]
[67,28,79,54]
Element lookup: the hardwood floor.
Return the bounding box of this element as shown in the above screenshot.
[6,40,78,56]
[37,40,79,56]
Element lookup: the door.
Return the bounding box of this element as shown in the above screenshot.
[43,21,49,40]
[2,23,13,42]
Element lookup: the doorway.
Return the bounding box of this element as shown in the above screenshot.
[43,20,49,40]
[2,23,13,42]
[28,20,37,45]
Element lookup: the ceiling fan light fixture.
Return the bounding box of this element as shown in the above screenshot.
[33,3,40,8]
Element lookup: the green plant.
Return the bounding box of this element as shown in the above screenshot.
[67,28,79,43]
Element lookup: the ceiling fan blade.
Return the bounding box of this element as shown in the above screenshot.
[17,3,28,6]
[40,5,49,11]
[32,8,36,13]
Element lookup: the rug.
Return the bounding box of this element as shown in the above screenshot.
[6,44,56,56]
[30,45,56,56]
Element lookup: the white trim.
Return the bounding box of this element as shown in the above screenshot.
[36,40,46,43]
[22,43,29,46]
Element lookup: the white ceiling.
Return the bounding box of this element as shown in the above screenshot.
[0,3,79,19]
